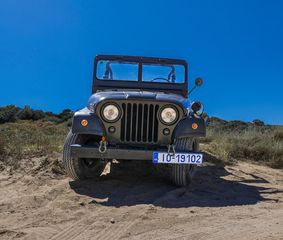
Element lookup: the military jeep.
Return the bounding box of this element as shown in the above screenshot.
[63,55,206,186]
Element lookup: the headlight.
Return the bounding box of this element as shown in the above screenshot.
[160,107,178,124]
[191,101,204,115]
[102,104,120,122]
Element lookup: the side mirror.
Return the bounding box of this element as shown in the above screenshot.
[195,77,203,87]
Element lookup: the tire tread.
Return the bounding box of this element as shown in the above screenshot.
[63,131,80,179]
[172,137,197,187]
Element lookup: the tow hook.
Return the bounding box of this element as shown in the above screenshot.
[168,144,175,156]
[99,137,107,153]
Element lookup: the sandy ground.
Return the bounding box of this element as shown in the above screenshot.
[0,153,283,240]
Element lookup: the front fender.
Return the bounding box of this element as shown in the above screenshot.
[174,116,206,139]
[72,108,105,136]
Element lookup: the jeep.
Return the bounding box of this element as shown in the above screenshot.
[63,55,206,186]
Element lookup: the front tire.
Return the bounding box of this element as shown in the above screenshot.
[63,131,106,180]
[171,138,199,187]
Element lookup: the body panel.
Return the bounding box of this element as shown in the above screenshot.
[174,116,206,138]
[72,108,105,136]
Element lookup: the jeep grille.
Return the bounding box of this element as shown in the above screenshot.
[120,103,159,143]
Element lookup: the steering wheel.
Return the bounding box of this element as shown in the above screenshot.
[150,77,171,82]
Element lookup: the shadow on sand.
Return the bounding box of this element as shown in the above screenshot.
[70,153,277,208]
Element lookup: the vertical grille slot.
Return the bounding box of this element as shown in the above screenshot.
[120,102,159,143]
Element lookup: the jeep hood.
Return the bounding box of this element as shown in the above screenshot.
[87,91,189,109]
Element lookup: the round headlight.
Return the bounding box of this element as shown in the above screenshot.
[191,101,204,116]
[160,107,178,124]
[102,104,120,122]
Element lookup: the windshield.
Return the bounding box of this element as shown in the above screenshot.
[142,64,185,83]
[96,60,185,84]
[97,61,139,81]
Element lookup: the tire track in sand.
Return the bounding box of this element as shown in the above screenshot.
[49,218,90,240]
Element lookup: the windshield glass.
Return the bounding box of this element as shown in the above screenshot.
[96,60,139,81]
[142,64,185,83]
[96,60,185,83]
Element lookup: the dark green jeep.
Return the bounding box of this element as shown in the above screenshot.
[63,55,206,186]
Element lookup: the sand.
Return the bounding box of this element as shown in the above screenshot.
[0,154,282,240]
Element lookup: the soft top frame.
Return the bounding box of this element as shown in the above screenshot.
[92,54,188,97]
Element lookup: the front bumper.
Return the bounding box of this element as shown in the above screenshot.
[71,144,154,160]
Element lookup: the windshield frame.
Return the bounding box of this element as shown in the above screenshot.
[93,55,188,97]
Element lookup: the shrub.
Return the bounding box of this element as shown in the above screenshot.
[252,119,265,126]
[32,110,46,120]
[57,109,73,123]
[66,118,72,127]
[17,106,34,120]
[0,105,73,123]
[0,105,20,123]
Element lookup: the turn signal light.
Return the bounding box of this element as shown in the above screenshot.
[81,119,88,127]
[192,123,198,130]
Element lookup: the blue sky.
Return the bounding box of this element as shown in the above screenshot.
[0,0,282,124]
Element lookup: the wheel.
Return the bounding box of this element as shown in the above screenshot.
[63,131,106,180]
[155,138,199,186]
[171,138,199,187]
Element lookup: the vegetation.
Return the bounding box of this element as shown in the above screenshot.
[0,105,73,124]
[201,117,283,168]
[0,106,71,167]
[0,105,282,169]
[0,121,68,160]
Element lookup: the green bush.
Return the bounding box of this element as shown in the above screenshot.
[0,105,73,123]
[16,106,34,120]
[32,110,46,120]
[58,109,73,119]
[252,119,265,126]
[56,109,73,123]
[0,105,20,123]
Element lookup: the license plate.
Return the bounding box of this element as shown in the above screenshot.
[152,152,203,165]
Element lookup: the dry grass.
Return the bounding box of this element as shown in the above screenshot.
[0,114,282,170]
[201,123,283,168]
[0,120,68,163]
[0,135,5,156]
